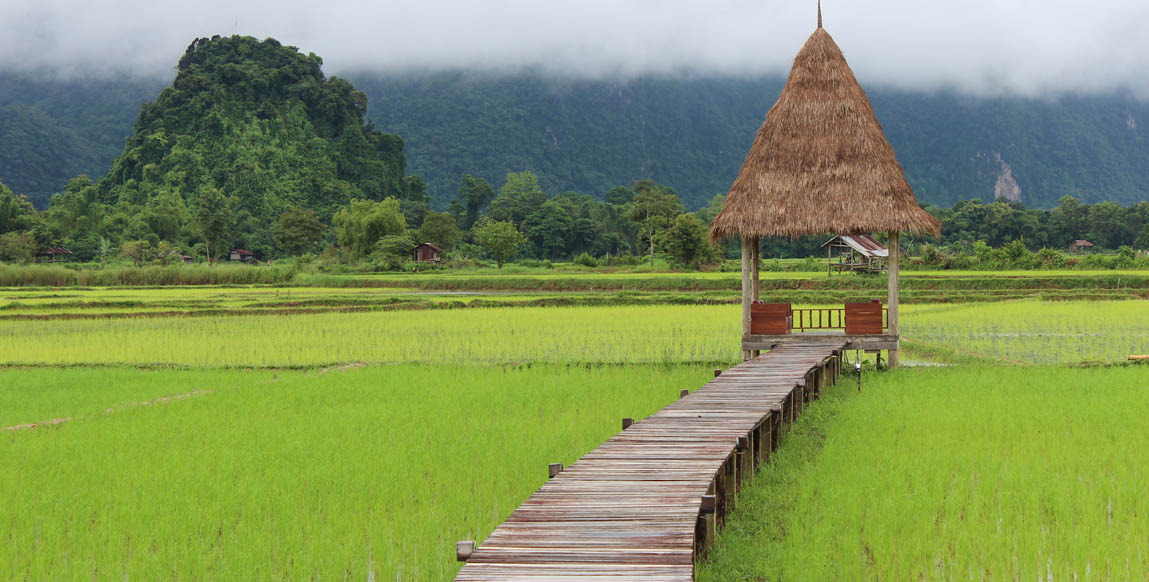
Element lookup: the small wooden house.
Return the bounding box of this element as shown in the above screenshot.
[821,234,887,274]
[229,249,256,263]
[1068,240,1094,254]
[36,247,72,263]
[413,242,443,263]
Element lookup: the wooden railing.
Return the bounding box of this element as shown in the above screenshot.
[791,307,887,331]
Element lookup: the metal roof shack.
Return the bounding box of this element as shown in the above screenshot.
[229,249,256,263]
[1068,240,1094,253]
[36,247,72,263]
[413,242,443,263]
[821,234,888,258]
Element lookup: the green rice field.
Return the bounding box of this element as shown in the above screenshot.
[2,275,1147,580]
[698,365,1149,581]
[2,300,1146,367]
[2,364,709,580]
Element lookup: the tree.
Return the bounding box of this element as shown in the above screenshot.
[140,190,190,243]
[662,214,716,269]
[522,202,574,259]
[97,236,116,268]
[273,208,326,256]
[371,235,414,270]
[453,174,495,231]
[487,171,547,228]
[416,211,460,252]
[155,241,181,265]
[332,197,406,259]
[474,220,526,268]
[695,194,726,226]
[1135,224,1149,251]
[0,231,37,264]
[627,180,684,269]
[0,181,39,235]
[193,187,232,263]
[119,240,153,267]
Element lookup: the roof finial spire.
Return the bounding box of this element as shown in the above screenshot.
[817,0,822,28]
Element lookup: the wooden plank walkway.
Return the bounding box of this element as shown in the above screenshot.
[455,343,845,581]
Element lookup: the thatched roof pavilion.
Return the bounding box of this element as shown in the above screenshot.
[710,15,939,240]
[717,5,937,367]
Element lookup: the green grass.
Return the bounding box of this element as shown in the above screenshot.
[698,365,1149,581]
[1,363,710,580]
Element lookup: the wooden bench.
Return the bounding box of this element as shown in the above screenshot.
[844,302,884,335]
[750,303,792,335]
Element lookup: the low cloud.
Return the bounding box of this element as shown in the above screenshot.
[1,0,1146,96]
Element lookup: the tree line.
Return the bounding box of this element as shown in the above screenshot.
[3,168,1148,269]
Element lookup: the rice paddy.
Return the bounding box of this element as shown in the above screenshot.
[2,364,711,580]
[698,365,1149,581]
[2,298,1146,367]
[2,272,1146,580]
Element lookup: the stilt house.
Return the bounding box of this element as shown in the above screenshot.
[709,4,940,367]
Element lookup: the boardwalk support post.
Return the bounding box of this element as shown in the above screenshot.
[621,417,634,430]
[456,541,475,562]
[888,230,900,368]
[680,388,690,398]
[548,463,563,479]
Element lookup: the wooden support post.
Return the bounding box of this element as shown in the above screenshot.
[738,434,754,485]
[456,541,476,562]
[887,230,900,369]
[770,407,782,448]
[741,236,753,361]
[622,417,633,430]
[724,456,738,510]
[714,368,722,377]
[680,388,689,398]
[751,237,761,357]
[714,469,727,527]
[548,463,563,479]
[695,512,716,558]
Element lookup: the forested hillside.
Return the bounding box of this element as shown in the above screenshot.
[1,68,1146,212]
[0,73,166,208]
[353,73,1149,210]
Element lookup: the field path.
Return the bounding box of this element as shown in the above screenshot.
[455,343,843,581]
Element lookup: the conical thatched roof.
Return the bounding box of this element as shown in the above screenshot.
[710,23,940,241]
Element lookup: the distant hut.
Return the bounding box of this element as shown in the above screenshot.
[709,4,940,366]
[229,249,256,264]
[821,234,888,274]
[1068,240,1094,254]
[36,247,72,263]
[413,242,443,263]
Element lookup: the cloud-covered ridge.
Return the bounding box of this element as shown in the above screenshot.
[1,0,1146,97]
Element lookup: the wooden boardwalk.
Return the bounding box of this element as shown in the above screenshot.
[455,343,845,581]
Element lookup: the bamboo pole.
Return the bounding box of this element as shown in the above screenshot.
[741,236,753,361]
[887,231,900,369]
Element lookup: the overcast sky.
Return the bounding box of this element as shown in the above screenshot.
[2,0,1146,97]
